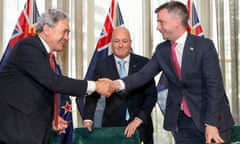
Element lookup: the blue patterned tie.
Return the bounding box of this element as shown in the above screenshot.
[118,60,130,120]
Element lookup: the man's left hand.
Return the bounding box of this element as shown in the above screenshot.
[52,116,68,131]
[205,124,224,143]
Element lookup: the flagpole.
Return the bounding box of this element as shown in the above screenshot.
[115,1,119,28]
[0,0,3,58]
[114,0,117,27]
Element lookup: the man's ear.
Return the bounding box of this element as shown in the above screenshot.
[43,24,50,35]
[175,17,182,26]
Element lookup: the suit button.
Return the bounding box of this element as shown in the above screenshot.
[181,82,187,89]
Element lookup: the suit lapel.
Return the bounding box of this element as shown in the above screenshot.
[35,35,49,58]
[109,55,121,79]
[164,41,181,83]
[181,34,196,80]
[128,54,138,75]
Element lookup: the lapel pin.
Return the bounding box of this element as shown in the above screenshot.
[190,47,194,51]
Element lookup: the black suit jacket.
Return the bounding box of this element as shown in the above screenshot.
[84,54,157,143]
[0,35,87,144]
[122,34,234,134]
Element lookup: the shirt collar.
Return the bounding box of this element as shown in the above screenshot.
[114,54,130,63]
[38,35,56,55]
[175,31,188,45]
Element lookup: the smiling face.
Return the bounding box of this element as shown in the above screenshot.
[156,9,179,41]
[43,19,70,52]
[111,27,132,59]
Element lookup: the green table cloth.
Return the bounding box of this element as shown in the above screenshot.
[73,127,140,144]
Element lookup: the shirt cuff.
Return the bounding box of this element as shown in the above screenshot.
[86,81,96,95]
[83,119,93,123]
[118,79,125,91]
[134,117,143,124]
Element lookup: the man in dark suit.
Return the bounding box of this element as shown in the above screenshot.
[0,9,113,144]
[83,27,157,144]
[111,1,234,144]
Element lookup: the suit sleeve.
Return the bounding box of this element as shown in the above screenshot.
[201,39,226,126]
[123,53,161,91]
[15,40,87,97]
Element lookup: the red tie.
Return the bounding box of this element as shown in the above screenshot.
[49,52,58,127]
[171,42,191,117]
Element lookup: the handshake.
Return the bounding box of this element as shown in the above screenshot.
[95,78,121,97]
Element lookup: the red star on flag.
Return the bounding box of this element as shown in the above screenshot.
[61,101,72,114]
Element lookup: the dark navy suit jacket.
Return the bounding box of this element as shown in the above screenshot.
[84,53,157,143]
[0,35,87,144]
[122,34,234,133]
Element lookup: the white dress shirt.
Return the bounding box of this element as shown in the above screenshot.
[174,31,188,68]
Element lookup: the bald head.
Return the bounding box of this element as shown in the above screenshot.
[112,27,131,40]
[111,26,132,59]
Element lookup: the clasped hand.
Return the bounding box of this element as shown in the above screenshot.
[95,78,121,97]
[52,116,68,132]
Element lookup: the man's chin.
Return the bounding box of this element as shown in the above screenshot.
[160,34,167,40]
[162,36,167,40]
[55,48,64,52]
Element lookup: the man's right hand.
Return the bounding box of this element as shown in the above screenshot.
[83,120,93,131]
[96,78,115,97]
[112,80,122,91]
